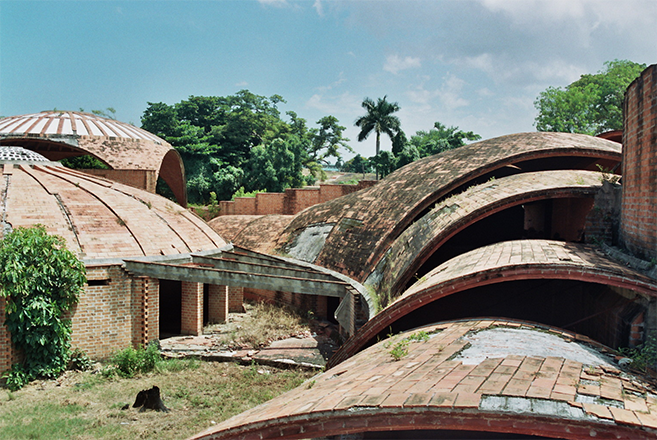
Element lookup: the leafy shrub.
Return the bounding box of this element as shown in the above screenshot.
[68,348,93,371]
[104,343,162,378]
[0,226,86,390]
[620,335,657,372]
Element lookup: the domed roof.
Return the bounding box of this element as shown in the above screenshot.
[0,149,224,260]
[0,111,162,143]
[0,111,187,206]
[0,146,50,162]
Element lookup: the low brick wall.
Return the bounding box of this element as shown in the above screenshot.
[214,181,378,217]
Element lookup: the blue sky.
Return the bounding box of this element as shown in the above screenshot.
[1,0,656,159]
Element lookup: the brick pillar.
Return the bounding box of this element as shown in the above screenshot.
[208,284,228,324]
[228,286,244,313]
[146,278,160,343]
[0,296,12,374]
[181,281,204,335]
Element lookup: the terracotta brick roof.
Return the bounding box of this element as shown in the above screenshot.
[371,169,604,302]
[0,162,224,259]
[0,112,171,170]
[276,132,621,282]
[190,319,657,440]
[332,239,657,365]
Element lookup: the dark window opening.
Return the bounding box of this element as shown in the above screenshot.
[159,279,182,337]
[87,279,111,286]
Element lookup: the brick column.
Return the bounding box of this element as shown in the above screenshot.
[181,281,204,335]
[208,284,228,324]
[228,286,244,313]
[145,278,160,343]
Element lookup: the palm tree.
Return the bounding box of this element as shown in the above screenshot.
[354,96,401,180]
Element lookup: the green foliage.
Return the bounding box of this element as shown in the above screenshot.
[342,154,372,174]
[68,348,93,371]
[141,91,351,201]
[60,155,110,170]
[389,339,410,361]
[369,150,396,178]
[619,335,657,373]
[355,96,402,179]
[0,226,86,390]
[534,60,646,135]
[103,343,162,378]
[409,121,481,157]
[232,187,266,199]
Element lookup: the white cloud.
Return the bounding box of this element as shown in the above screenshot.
[383,54,421,75]
[406,73,469,110]
[313,0,324,16]
[305,92,361,115]
[235,81,249,87]
[257,0,289,7]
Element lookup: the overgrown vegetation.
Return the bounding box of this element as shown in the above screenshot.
[206,301,309,349]
[620,336,657,373]
[0,226,86,390]
[384,330,431,361]
[103,344,162,379]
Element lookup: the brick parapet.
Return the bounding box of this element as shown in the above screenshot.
[621,64,657,260]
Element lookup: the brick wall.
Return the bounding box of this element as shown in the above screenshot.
[234,197,257,215]
[621,64,657,260]
[255,192,285,215]
[228,286,244,313]
[181,281,203,335]
[70,265,139,359]
[215,180,379,217]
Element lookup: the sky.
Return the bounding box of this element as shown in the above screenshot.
[1,0,656,160]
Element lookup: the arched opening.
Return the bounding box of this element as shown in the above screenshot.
[158,149,187,207]
[382,279,642,349]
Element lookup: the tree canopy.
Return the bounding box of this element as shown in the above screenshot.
[141,91,350,203]
[534,60,646,135]
[355,96,401,179]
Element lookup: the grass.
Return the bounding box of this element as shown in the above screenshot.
[205,301,310,348]
[0,359,313,440]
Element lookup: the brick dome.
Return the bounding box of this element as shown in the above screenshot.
[0,149,224,260]
[0,111,187,206]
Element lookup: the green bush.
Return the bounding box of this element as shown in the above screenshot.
[105,343,162,378]
[0,226,86,390]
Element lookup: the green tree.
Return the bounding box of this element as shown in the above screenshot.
[243,136,306,193]
[370,150,396,178]
[354,96,402,179]
[410,122,481,157]
[534,59,646,135]
[395,144,420,169]
[307,115,353,180]
[0,226,86,390]
[343,154,371,174]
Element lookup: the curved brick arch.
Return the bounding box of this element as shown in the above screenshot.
[191,319,657,440]
[158,149,187,207]
[369,170,604,305]
[0,112,187,205]
[278,132,621,281]
[331,239,657,366]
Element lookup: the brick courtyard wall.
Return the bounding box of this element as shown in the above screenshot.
[621,64,657,260]
[214,181,379,217]
[284,188,321,214]
[234,197,257,215]
[219,200,235,215]
[81,169,157,193]
[181,281,203,335]
[255,193,285,215]
[208,284,228,324]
